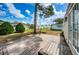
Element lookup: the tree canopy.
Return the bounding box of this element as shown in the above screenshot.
[54,18,64,24]
[37,4,54,18]
[15,23,25,33]
[0,22,14,35]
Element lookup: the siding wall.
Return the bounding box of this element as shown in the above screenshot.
[63,3,79,55]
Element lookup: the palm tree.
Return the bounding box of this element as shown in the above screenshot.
[34,3,54,34]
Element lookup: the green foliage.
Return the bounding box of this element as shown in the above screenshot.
[26,29,34,33]
[44,5,54,18]
[29,24,34,29]
[54,18,64,24]
[37,4,54,18]
[34,3,55,34]
[40,28,46,33]
[0,22,14,35]
[0,20,4,25]
[15,23,25,33]
[37,4,43,11]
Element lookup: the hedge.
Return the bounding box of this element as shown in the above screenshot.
[0,22,14,35]
[15,23,25,33]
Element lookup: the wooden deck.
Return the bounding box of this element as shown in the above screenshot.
[38,34,72,55]
[0,34,72,55]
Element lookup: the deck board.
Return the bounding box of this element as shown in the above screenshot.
[0,34,72,55]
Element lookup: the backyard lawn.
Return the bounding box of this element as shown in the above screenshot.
[0,28,62,44]
[40,28,62,35]
[25,29,34,33]
[46,29,62,35]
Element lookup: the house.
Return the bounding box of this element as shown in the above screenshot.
[63,3,79,55]
[51,24,63,30]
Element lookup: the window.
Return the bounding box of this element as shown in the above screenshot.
[68,4,79,52]
[73,4,79,52]
[76,4,79,52]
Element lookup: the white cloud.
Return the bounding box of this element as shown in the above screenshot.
[5,3,25,18]
[21,21,27,24]
[0,10,6,16]
[25,10,30,15]
[53,5,66,18]
[30,12,40,24]
[43,5,66,25]
[31,13,34,23]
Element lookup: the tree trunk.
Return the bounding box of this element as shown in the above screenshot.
[34,3,38,34]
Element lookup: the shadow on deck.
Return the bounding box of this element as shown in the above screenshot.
[38,34,72,55]
[0,35,43,55]
[0,34,72,55]
[58,34,72,55]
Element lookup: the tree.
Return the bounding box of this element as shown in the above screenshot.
[43,5,54,18]
[37,4,54,18]
[34,3,54,34]
[0,22,14,35]
[34,3,38,34]
[15,23,25,33]
[54,18,64,24]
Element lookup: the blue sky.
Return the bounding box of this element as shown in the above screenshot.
[0,3,68,25]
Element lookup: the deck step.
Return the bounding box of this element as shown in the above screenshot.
[48,43,55,54]
[53,44,58,55]
[46,43,54,54]
[38,42,58,55]
[43,42,51,52]
[56,48,59,55]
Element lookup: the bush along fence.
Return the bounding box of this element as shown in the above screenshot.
[0,22,25,35]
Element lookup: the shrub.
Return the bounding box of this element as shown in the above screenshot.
[15,23,25,33]
[0,22,14,35]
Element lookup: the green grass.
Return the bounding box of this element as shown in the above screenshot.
[0,29,34,43]
[40,28,47,33]
[0,33,28,43]
[0,28,62,43]
[25,29,34,33]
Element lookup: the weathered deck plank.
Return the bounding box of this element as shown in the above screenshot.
[38,34,72,55]
[0,34,72,55]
